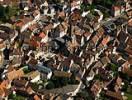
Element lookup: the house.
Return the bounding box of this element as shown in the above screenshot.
[93,61,103,69]
[126,9,132,17]
[0,51,3,65]
[108,54,121,64]
[128,19,132,25]
[24,71,40,83]
[122,61,132,77]
[36,64,52,79]
[125,45,132,55]
[92,35,99,46]
[27,57,38,70]
[91,80,102,97]
[71,9,81,23]
[101,36,111,46]
[112,6,121,16]
[0,80,11,98]
[97,27,105,38]
[114,77,123,92]
[97,43,104,51]
[126,0,132,10]
[53,71,72,78]
[28,24,39,31]
[127,25,132,35]
[34,95,41,100]
[6,69,24,81]
[128,57,132,65]
[127,19,132,35]
[0,41,5,50]
[12,79,29,88]
[13,85,34,97]
[100,56,111,65]
[104,90,123,100]
[14,19,24,27]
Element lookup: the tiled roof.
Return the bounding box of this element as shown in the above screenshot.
[0,80,10,97]
[102,36,111,46]
[7,69,24,81]
[34,95,41,100]
[39,32,46,38]
[105,90,123,100]
[91,80,102,96]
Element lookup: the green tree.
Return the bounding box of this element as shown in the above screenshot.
[44,81,55,89]
[0,5,20,22]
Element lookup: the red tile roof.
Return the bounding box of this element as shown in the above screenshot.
[34,95,41,100]
[0,80,10,97]
[102,36,111,46]
[39,32,46,38]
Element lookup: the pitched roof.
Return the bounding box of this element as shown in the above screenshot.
[101,36,111,46]
[128,19,132,26]
[0,41,5,49]
[91,80,102,96]
[100,56,110,65]
[53,71,72,78]
[6,69,24,81]
[24,71,40,80]
[0,80,10,97]
[29,24,39,31]
[128,57,132,65]
[126,37,132,46]
[112,6,121,11]
[13,79,29,87]
[125,46,132,55]
[27,58,38,66]
[15,20,24,27]
[44,23,53,31]
[97,27,104,37]
[105,90,123,100]
[34,95,41,100]
[122,61,132,77]
[92,35,99,44]
[39,32,46,38]
[115,77,122,92]
[29,39,40,47]
[26,86,34,95]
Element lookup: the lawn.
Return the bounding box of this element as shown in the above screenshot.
[125,93,132,100]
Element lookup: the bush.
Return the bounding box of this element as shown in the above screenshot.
[44,81,55,89]
[0,5,20,22]
[23,66,30,74]
[107,63,118,72]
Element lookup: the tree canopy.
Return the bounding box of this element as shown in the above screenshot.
[0,5,20,23]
